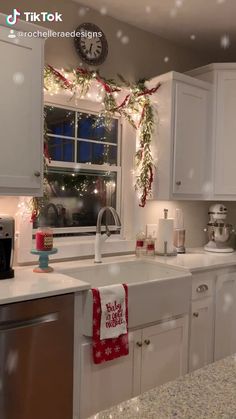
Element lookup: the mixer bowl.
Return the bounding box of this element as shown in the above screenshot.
[206,223,233,243]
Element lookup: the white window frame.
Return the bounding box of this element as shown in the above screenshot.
[33,99,122,236]
[16,93,137,264]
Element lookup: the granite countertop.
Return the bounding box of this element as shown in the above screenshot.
[92,355,236,419]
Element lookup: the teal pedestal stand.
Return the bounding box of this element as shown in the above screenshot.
[31,248,58,273]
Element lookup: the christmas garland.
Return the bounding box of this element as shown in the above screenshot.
[43,65,160,208]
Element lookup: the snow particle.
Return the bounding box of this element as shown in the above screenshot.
[220,34,230,49]
[13,72,25,85]
[100,6,107,15]
[175,0,184,7]
[164,56,170,63]
[78,7,88,17]
[170,8,178,18]
[116,30,123,39]
[121,35,129,45]
[190,34,196,41]
[145,5,151,13]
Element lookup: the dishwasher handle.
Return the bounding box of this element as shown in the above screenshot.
[0,312,58,332]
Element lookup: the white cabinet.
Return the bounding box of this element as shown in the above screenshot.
[214,71,236,196]
[79,316,189,418]
[140,317,188,393]
[148,71,212,200]
[173,82,210,195]
[80,331,141,419]
[0,24,44,196]
[189,298,214,371]
[215,271,236,361]
[187,63,236,200]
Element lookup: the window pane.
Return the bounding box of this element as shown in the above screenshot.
[77,112,118,144]
[77,141,117,165]
[34,169,117,228]
[45,106,75,137]
[48,137,74,162]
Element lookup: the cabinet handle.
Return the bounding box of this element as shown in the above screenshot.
[176,181,181,186]
[34,171,41,178]
[193,312,199,318]
[144,339,151,346]
[136,341,142,347]
[196,284,208,293]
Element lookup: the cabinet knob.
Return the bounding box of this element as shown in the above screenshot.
[193,312,199,318]
[144,339,151,346]
[136,341,142,348]
[176,181,181,186]
[34,171,41,178]
[196,284,208,293]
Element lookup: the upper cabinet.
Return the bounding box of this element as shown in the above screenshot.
[188,63,236,200]
[0,20,44,196]
[148,72,212,201]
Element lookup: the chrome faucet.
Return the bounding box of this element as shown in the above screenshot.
[95,206,121,263]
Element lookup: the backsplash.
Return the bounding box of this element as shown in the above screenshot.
[1,197,236,250]
[136,200,236,249]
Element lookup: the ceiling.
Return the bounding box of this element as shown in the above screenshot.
[74,0,236,55]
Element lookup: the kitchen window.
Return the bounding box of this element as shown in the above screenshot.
[33,104,121,236]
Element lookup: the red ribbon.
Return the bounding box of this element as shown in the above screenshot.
[44,142,51,163]
[139,165,154,208]
[47,65,73,89]
[137,83,161,98]
[76,67,91,76]
[96,76,121,94]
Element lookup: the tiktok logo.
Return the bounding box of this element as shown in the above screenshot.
[6,9,21,26]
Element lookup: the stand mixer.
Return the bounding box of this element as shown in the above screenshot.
[204,204,234,253]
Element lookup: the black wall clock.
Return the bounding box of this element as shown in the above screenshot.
[74,22,108,66]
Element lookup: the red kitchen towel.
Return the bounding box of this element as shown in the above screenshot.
[92,284,129,364]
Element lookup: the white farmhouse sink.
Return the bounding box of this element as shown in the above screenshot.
[64,259,191,336]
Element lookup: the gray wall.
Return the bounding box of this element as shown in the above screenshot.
[0,0,209,81]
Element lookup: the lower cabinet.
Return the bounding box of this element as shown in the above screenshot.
[215,272,236,361]
[189,297,214,371]
[79,331,140,419]
[140,317,188,393]
[80,316,189,418]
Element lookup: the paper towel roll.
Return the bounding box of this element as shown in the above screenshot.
[156,218,174,254]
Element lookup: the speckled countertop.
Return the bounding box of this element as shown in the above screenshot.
[91,355,236,419]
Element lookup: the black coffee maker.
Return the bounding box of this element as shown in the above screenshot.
[0,216,14,279]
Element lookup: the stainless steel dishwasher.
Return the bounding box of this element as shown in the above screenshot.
[0,294,74,419]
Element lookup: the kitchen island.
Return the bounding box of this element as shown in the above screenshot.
[91,355,236,419]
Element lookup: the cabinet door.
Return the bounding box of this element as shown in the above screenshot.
[173,82,210,195]
[189,297,214,372]
[79,331,141,419]
[0,25,43,195]
[214,71,236,195]
[140,316,188,393]
[215,272,236,361]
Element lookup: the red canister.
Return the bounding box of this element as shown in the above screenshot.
[35,228,53,251]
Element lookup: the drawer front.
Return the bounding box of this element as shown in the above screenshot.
[192,273,214,300]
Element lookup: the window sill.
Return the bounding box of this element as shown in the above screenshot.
[18,236,135,265]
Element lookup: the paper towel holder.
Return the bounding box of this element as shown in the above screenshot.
[156,209,177,256]
[156,241,177,257]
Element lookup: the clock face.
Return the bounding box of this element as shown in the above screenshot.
[74,23,108,66]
